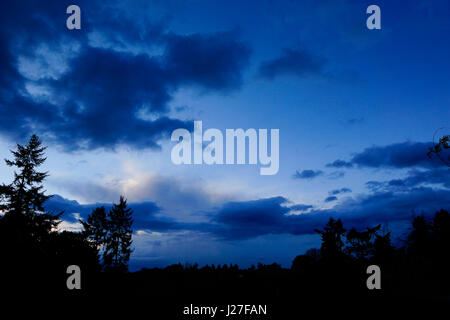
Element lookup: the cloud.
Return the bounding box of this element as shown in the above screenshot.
[164,31,250,91]
[336,187,450,226]
[52,182,450,242]
[324,196,338,202]
[327,141,445,170]
[293,169,324,179]
[365,168,450,192]
[205,186,450,240]
[326,171,346,179]
[329,188,352,196]
[0,0,250,151]
[258,48,326,80]
[45,194,181,232]
[340,117,364,126]
[52,173,232,222]
[214,197,289,227]
[289,204,314,212]
[326,159,353,169]
[50,180,122,204]
[209,197,325,240]
[365,181,384,192]
[351,142,441,169]
[401,168,450,189]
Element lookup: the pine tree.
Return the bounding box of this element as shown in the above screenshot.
[314,218,346,261]
[103,196,133,272]
[373,231,395,264]
[408,215,432,258]
[0,135,63,292]
[80,206,108,259]
[0,135,60,241]
[345,225,381,260]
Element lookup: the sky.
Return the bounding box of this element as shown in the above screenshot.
[0,0,449,270]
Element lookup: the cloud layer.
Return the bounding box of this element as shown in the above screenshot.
[51,184,450,242]
[0,0,250,150]
[293,169,324,179]
[327,142,446,169]
[258,48,326,80]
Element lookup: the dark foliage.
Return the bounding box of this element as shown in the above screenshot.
[428,134,450,167]
[80,197,134,273]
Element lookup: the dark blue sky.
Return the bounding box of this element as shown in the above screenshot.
[0,0,449,269]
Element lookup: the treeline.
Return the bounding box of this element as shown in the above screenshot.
[119,210,449,299]
[0,135,449,301]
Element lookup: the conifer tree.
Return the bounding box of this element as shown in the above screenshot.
[0,135,60,241]
[103,196,133,272]
[315,218,346,261]
[80,206,108,258]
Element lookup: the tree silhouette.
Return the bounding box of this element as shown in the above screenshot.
[315,218,346,261]
[408,215,432,258]
[428,133,449,167]
[80,206,108,261]
[345,225,381,260]
[373,231,395,264]
[430,209,450,283]
[431,209,450,248]
[103,196,133,272]
[0,135,64,292]
[0,135,61,238]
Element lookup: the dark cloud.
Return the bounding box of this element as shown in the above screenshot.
[365,168,450,192]
[214,197,289,228]
[45,194,181,231]
[174,105,189,113]
[329,188,352,196]
[53,182,450,241]
[258,48,326,80]
[351,142,443,169]
[327,142,445,170]
[324,196,338,202]
[35,46,192,150]
[205,187,450,240]
[365,181,384,192]
[323,188,352,203]
[164,31,250,91]
[326,171,346,180]
[0,0,250,150]
[340,117,364,126]
[208,197,326,240]
[326,159,353,169]
[401,168,450,189]
[293,169,324,179]
[337,187,450,226]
